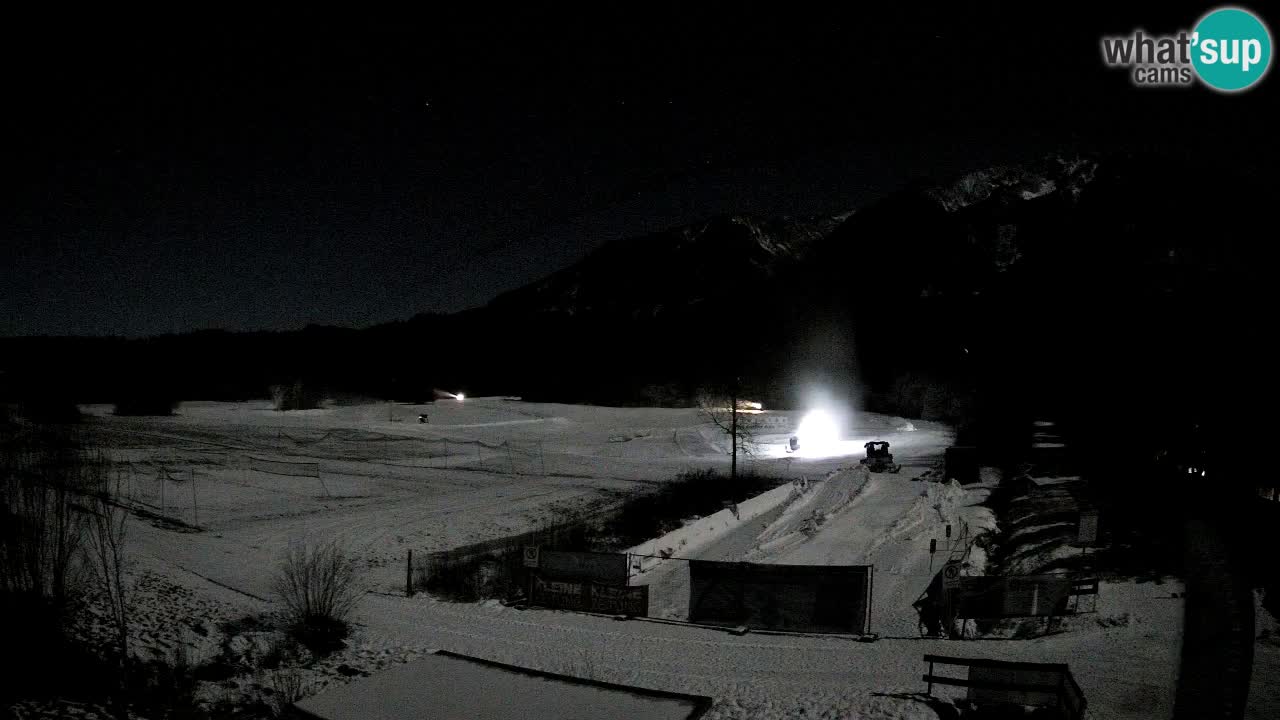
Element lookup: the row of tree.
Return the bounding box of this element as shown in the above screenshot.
[0,425,129,714]
[1,412,369,716]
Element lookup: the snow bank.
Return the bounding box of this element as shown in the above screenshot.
[626,481,800,573]
[748,467,872,559]
[703,691,941,720]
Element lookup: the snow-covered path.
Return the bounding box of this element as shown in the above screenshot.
[771,474,980,638]
[773,476,924,567]
[358,583,1181,720]
[635,499,793,621]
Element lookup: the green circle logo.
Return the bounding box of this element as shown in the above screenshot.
[1192,7,1272,92]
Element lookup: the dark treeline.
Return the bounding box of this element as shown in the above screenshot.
[2,153,1272,472]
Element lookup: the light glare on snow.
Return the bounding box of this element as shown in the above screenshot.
[796,409,840,456]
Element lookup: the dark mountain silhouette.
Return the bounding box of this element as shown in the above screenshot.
[3,151,1271,456]
[489,214,845,319]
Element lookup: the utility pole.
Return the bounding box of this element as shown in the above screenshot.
[730,377,738,482]
[406,550,413,597]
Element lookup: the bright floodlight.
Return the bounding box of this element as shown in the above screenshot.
[456,393,465,401]
[796,409,840,455]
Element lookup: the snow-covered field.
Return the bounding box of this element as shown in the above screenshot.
[79,399,940,600]
[48,398,1219,719]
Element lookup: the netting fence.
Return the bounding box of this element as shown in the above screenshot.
[114,461,205,529]
[267,428,552,475]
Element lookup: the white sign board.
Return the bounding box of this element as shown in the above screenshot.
[943,562,962,591]
[523,545,540,568]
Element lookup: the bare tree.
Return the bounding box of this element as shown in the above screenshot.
[86,456,130,720]
[697,383,759,481]
[0,428,91,619]
[271,381,325,411]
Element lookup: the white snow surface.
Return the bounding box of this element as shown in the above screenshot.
[47,399,1200,719]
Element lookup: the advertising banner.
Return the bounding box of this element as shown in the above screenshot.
[688,560,872,634]
[539,549,629,583]
[530,576,648,616]
[954,575,1075,619]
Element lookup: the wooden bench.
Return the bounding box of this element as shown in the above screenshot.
[923,654,1086,720]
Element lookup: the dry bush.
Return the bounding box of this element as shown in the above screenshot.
[0,428,96,623]
[266,667,311,717]
[271,381,325,411]
[272,541,362,653]
[84,458,132,718]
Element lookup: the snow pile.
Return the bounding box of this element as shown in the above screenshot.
[6,699,119,720]
[992,477,1085,576]
[626,481,800,573]
[1252,589,1280,718]
[748,467,871,559]
[870,480,968,554]
[961,499,998,576]
[704,690,940,720]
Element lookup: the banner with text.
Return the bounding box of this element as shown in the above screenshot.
[688,560,872,634]
[537,549,630,584]
[529,576,648,616]
[953,575,1075,619]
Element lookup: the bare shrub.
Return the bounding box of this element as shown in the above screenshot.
[0,427,112,707]
[130,645,201,719]
[271,381,325,411]
[0,427,94,620]
[266,667,311,717]
[272,541,362,653]
[85,458,131,719]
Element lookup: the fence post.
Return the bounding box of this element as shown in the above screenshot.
[507,444,515,475]
[191,469,198,527]
[406,550,413,597]
[867,565,875,636]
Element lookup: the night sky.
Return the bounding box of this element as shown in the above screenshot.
[5,7,1275,337]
